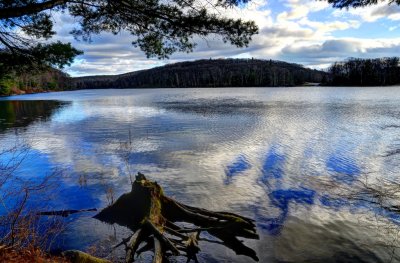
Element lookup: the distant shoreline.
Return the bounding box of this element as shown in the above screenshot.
[9,84,400,98]
[2,57,400,97]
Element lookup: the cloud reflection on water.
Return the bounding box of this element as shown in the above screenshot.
[1,88,400,261]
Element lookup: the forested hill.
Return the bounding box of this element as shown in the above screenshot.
[0,68,72,96]
[73,59,327,89]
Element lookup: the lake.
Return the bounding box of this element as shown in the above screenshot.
[1,87,400,262]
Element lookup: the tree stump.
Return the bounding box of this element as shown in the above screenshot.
[94,173,259,262]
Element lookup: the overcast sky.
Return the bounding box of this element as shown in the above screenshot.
[53,0,400,77]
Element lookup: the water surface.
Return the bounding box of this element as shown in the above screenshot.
[1,87,400,262]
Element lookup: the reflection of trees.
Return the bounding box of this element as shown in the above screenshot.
[313,174,400,261]
[229,139,400,261]
[159,98,266,117]
[0,100,70,253]
[0,100,67,131]
[316,175,400,216]
[0,141,64,254]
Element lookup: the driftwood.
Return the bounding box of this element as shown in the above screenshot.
[37,208,97,217]
[94,172,259,262]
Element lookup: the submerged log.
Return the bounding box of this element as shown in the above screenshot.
[94,172,259,262]
[37,208,97,217]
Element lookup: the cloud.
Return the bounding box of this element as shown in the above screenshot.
[298,18,361,33]
[261,25,314,38]
[280,38,400,68]
[44,0,400,76]
[282,39,363,58]
[278,0,330,20]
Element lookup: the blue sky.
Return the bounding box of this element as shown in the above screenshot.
[52,0,400,76]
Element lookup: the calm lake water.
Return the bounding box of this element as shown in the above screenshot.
[1,87,400,262]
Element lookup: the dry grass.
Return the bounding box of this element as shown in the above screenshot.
[0,245,69,263]
[0,141,67,262]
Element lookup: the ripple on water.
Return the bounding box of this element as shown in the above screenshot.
[2,87,400,262]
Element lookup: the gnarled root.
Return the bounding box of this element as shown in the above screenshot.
[94,173,259,262]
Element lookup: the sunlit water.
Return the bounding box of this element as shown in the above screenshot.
[1,87,400,262]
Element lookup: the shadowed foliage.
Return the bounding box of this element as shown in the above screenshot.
[0,0,258,73]
[326,57,400,86]
[323,0,400,8]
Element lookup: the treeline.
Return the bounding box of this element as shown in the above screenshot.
[73,59,327,89]
[4,57,400,95]
[0,100,65,131]
[326,57,400,86]
[0,68,73,96]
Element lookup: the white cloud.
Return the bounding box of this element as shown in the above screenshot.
[278,0,330,21]
[298,18,361,33]
[280,38,400,68]
[43,0,400,76]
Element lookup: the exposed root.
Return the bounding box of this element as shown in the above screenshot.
[94,172,259,262]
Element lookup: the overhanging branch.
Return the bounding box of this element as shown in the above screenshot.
[0,0,69,19]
